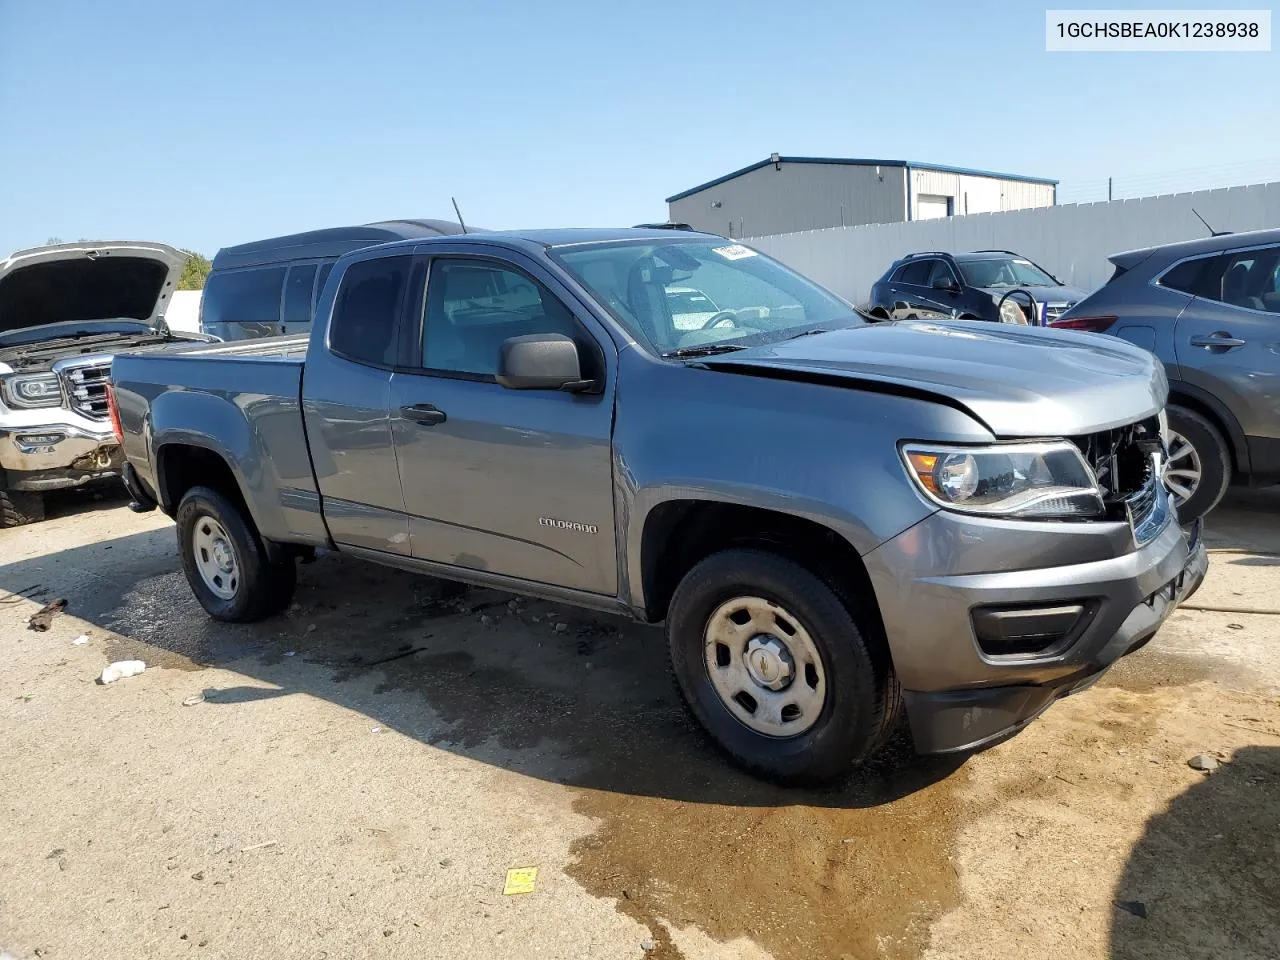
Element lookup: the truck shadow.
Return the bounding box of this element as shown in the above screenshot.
[1110,745,1280,958]
[0,521,963,811]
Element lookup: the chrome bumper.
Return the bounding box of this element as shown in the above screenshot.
[0,422,122,490]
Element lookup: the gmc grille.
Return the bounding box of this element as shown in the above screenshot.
[61,361,112,421]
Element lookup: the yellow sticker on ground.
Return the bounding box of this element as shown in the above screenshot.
[503,866,538,895]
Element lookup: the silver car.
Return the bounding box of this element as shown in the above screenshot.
[1053,228,1280,521]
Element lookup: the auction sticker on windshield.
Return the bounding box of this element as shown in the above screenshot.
[712,244,758,261]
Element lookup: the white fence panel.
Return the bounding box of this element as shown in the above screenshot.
[748,183,1280,304]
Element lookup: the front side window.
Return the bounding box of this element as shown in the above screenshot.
[283,263,317,326]
[422,259,578,376]
[958,257,1057,288]
[329,256,411,367]
[201,267,285,329]
[555,239,858,355]
[926,260,957,287]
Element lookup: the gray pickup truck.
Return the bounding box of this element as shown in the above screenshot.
[110,228,1207,782]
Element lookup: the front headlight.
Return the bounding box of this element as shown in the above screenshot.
[2,373,64,409]
[901,441,1104,519]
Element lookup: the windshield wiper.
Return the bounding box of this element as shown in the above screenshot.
[662,343,749,359]
[781,328,830,341]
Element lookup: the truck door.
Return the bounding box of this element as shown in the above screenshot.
[301,253,417,555]
[388,249,618,595]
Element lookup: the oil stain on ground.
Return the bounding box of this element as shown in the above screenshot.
[567,741,966,960]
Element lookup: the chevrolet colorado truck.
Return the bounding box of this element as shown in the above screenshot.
[110,228,1207,782]
[0,241,215,526]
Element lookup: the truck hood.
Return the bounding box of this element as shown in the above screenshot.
[700,320,1167,437]
[0,241,186,338]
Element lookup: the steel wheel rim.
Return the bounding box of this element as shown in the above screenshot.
[192,515,240,601]
[703,596,827,738]
[1164,430,1203,505]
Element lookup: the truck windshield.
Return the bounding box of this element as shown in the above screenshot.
[958,257,1058,288]
[553,239,860,356]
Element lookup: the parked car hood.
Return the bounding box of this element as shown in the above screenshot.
[974,283,1090,304]
[0,241,186,337]
[700,320,1167,437]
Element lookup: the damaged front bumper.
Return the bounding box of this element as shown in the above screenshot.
[0,421,123,490]
[866,491,1208,756]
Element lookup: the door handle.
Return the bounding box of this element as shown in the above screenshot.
[399,403,447,425]
[1190,332,1246,349]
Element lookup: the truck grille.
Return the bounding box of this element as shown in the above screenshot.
[1072,416,1164,536]
[1075,414,1167,535]
[60,361,112,421]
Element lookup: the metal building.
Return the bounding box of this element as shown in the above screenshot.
[666,155,1058,238]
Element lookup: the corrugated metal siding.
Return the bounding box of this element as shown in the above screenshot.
[668,163,907,237]
[911,169,1054,218]
[746,182,1280,304]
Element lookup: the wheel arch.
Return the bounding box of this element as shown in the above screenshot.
[634,497,889,657]
[1166,382,1249,478]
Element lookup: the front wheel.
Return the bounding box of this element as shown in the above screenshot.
[176,486,296,622]
[0,487,44,528]
[667,549,899,784]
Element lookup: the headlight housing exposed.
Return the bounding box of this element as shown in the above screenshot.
[901,441,1104,519]
[2,374,64,409]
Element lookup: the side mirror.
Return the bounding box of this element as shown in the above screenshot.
[931,276,959,292]
[496,334,591,391]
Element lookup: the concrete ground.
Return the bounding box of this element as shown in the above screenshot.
[1,487,1278,960]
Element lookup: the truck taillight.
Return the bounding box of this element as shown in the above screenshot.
[106,383,124,444]
[1049,316,1118,333]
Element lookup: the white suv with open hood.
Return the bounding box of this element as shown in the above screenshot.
[0,241,216,526]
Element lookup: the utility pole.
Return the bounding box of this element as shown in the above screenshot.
[1108,177,1113,202]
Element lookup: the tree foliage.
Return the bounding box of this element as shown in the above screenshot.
[178,250,212,290]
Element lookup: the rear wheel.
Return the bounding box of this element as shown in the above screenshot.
[0,487,44,528]
[667,549,898,784]
[1165,404,1231,522]
[176,486,296,622]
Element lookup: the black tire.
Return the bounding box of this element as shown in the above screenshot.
[1165,404,1231,523]
[667,549,899,784]
[176,486,296,622]
[0,487,44,528]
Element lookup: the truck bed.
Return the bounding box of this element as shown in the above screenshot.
[111,336,326,547]
[155,333,310,362]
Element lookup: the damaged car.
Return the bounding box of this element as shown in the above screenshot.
[0,242,216,527]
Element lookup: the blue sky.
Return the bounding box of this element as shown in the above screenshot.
[1,0,1276,256]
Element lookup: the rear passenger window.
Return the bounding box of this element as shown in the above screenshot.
[315,262,335,309]
[1203,247,1280,313]
[201,267,285,329]
[422,260,579,377]
[898,260,931,285]
[283,264,317,325]
[329,256,412,367]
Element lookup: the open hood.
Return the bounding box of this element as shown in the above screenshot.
[700,320,1168,438]
[0,241,186,337]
